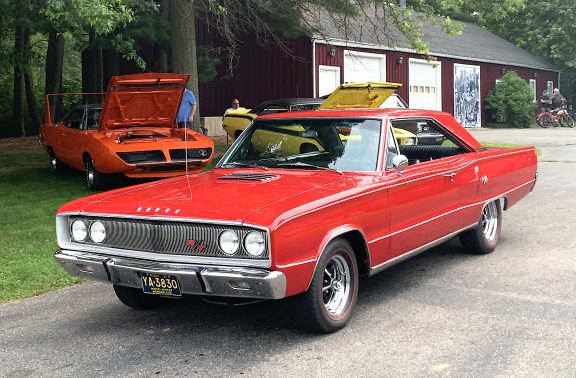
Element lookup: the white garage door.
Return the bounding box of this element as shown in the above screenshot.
[344,51,386,83]
[318,65,341,97]
[409,59,442,110]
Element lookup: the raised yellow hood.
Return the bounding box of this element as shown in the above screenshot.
[319,82,402,109]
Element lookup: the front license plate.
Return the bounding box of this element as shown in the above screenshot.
[141,273,181,296]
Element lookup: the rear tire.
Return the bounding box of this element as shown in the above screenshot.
[48,149,68,174]
[113,285,169,310]
[297,238,358,333]
[538,113,552,128]
[460,200,502,254]
[85,158,107,191]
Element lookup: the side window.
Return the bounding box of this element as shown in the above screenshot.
[62,109,83,129]
[290,103,321,112]
[86,109,100,130]
[391,118,469,165]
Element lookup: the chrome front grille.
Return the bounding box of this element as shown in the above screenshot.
[68,216,269,261]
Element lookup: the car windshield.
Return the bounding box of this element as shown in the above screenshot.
[220,118,382,172]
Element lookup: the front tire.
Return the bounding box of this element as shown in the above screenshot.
[85,158,107,191]
[460,200,502,254]
[113,285,169,310]
[298,238,358,333]
[563,114,575,128]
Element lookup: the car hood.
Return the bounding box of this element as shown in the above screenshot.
[320,82,402,109]
[99,73,189,131]
[58,169,357,227]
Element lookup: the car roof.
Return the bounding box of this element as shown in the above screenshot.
[256,107,445,119]
[251,98,324,113]
[256,107,484,151]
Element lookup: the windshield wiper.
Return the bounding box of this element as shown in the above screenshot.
[275,162,342,174]
[222,161,268,170]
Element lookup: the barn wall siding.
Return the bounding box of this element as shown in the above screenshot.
[315,42,558,126]
[197,36,314,116]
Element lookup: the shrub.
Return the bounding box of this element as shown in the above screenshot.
[484,71,535,128]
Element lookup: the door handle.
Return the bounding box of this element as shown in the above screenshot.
[444,172,457,180]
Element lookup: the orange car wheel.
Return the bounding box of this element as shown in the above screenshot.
[85,159,107,191]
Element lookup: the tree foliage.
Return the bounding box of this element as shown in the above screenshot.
[425,0,576,103]
[484,71,534,128]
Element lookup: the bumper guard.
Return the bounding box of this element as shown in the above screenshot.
[55,250,286,300]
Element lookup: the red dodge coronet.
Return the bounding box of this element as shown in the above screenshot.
[53,103,537,333]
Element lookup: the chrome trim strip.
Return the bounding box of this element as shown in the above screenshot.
[58,211,268,230]
[55,244,271,268]
[275,258,317,269]
[369,223,477,276]
[276,149,536,229]
[369,179,534,244]
[54,249,286,300]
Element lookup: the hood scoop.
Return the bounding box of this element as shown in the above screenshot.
[218,173,280,183]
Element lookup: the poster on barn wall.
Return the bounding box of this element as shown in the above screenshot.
[454,64,481,127]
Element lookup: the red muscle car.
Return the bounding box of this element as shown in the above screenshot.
[39,73,214,190]
[53,106,537,333]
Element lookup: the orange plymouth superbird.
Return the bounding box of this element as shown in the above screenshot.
[40,73,214,190]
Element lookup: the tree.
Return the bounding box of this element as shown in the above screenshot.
[169,0,201,132]
[425,0,576,104]
[484,71,534,128]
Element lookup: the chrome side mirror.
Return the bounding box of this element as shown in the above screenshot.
[392,154,408,175]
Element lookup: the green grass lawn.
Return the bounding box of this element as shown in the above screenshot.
[0,152,88,304]
[0,144,230,304]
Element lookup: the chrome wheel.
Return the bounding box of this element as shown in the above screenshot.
[481,201,499,241]
[85,158,106,191]
[298,238,358,333]
[322,254,352,318]
[460,199,502,254]
[86,162,94,186]
[48,150,67,174]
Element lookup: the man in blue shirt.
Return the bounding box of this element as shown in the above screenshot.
[177,88,197,129]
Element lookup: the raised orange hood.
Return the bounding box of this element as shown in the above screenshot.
[99,73,189,131]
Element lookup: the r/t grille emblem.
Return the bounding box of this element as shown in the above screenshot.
[186,239,208,252]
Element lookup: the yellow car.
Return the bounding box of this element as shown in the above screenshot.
[222,82,418,155]
[222,98,324,139]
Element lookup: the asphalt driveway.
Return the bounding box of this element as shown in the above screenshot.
[1,127,575,377]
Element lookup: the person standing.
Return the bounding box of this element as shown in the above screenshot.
[550,88,566,111]
[550,88,567,126]
[177,88,197,129]
[539,90,551,112]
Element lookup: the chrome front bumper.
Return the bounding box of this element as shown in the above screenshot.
[55,250,286,300]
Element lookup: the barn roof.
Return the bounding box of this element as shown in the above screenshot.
[307,8,557,72]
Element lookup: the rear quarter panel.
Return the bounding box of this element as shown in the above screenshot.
[474,147,538,208]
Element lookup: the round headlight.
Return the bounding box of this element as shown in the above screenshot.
[219,230,239,255]
[244,231,265,257]
[71,219,87,242]
[90,221,106,243]
[405,138,416,145]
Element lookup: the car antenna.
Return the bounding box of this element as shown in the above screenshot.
[183,90,193,200]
